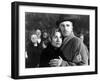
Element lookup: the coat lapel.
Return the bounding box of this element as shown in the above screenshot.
[61,33,75,50]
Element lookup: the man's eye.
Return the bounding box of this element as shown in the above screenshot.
[63,25,65,27]
[60,24,64,27]
[66,24,70,27]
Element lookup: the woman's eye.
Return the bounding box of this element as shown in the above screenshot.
[54,36,57,39]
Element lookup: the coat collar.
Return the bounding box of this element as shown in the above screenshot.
[61,32,75,50]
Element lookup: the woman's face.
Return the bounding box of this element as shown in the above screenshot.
[36,29,41,38]
[51,32,62,48]
[43,32,48,38]
[31,34,37,43]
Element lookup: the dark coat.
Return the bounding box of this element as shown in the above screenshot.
[39,44,65,67]
[26,42,42,68]
[61,36,89,66]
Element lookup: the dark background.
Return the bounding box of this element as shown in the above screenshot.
[25,12,89,50]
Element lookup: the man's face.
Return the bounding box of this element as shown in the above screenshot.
[51,32,62,48]
[36,29,41,37]
[43,32,48,38]
[59,21,73,37]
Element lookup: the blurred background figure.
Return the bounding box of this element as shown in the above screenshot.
[36,29,42,44]
[43,32,48,39]
[35,29,43,50]
[31,34,38,46]
[25,32,42,68]
[79,33,84,42]
[78,33,90,65]
[42,31,50,49]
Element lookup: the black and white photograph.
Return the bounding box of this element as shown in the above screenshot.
[11,1,97,79]
[25,13,90,68]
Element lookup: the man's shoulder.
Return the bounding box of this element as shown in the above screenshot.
[72,36,81,41]
[71,36,82,44]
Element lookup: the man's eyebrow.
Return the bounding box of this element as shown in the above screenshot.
[60,24,64,26]
[66,24,70,25]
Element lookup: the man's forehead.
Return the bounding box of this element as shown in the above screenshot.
[60,21,73,25]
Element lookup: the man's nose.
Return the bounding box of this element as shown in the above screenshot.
[56,38,60,42]
[62,26,66,30]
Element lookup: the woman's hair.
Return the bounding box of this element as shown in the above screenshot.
[50,28,62,41]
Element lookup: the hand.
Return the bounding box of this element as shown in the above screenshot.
[73,54,82,63]
[25,51,28,59]
[49,56,62,67]
[42,42,47,48]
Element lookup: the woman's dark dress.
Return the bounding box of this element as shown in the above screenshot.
[39,44,65,67]
[26,42,42,68]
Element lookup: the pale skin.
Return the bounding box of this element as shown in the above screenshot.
[36,29,41,38]
[49,31,63,67]
[26,34,38,59]
[59,21,73,37]
[49,21,73,67]
[51,32,62,48]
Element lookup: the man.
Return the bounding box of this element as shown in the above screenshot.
[49,18,89,66]
[36,29,42,44]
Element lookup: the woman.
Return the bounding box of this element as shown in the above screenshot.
[26,32,42,68]
[36,29,42,44]
[42,31,50,49]
[39,29,65,67]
